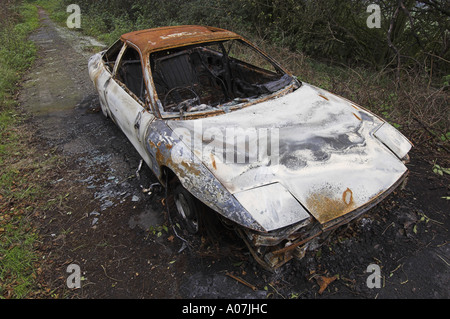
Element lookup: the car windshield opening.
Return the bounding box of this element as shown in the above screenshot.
[150,39,296,115]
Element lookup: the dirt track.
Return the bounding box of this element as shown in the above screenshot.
[21,9,449,299]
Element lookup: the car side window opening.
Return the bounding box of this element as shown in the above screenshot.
[150,39,295,114]
[115,46,146,103]
[103,40,123,73]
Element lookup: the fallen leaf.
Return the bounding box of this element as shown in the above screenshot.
[167,235,174,242]
[316,275,337,294]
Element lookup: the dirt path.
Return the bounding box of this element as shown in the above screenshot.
[22,8,449,299]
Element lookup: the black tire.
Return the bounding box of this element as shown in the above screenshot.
[173,184,202,234]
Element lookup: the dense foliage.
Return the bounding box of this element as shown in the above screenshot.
[58,0,449,82]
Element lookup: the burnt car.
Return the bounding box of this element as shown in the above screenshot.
[88,25,412,270]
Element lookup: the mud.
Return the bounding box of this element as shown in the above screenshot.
[22,9,449,299]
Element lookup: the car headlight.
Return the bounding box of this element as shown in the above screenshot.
[374,122,412,160]
[233,182,310,232]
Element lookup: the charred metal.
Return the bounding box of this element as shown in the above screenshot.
[88,25,413,270]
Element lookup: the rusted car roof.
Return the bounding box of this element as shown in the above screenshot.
[121,25,241,54]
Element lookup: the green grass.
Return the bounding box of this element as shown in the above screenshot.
[0,1,41,299]
[34,0,67,23]
[35,0,133,46]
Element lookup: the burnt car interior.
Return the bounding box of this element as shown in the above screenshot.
[121,49,146,102]
[116,48,146,102]
[102,41,146,103]
[150,39,294,113]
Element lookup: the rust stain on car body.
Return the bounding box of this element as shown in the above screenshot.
[121,25,241,55]
[352,112,362,121]
[210,153,217,170]
[154,144,201,181]
[305,189,356,224]
[342,188,354,205]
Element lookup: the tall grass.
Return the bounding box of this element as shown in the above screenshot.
[0,2,38,103]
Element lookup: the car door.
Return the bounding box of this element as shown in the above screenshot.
[105,43,155,166]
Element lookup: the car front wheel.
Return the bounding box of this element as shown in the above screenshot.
[173,184,201,234]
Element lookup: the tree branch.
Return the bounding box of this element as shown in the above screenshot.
[419,0,450,17]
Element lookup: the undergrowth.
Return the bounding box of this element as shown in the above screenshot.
[0,1,48,299]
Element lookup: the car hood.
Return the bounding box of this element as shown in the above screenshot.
[167,83,412,227]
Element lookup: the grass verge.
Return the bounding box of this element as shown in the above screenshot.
[0,1,56,298]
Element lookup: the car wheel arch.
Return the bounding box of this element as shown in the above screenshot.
[157,162,264,233]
